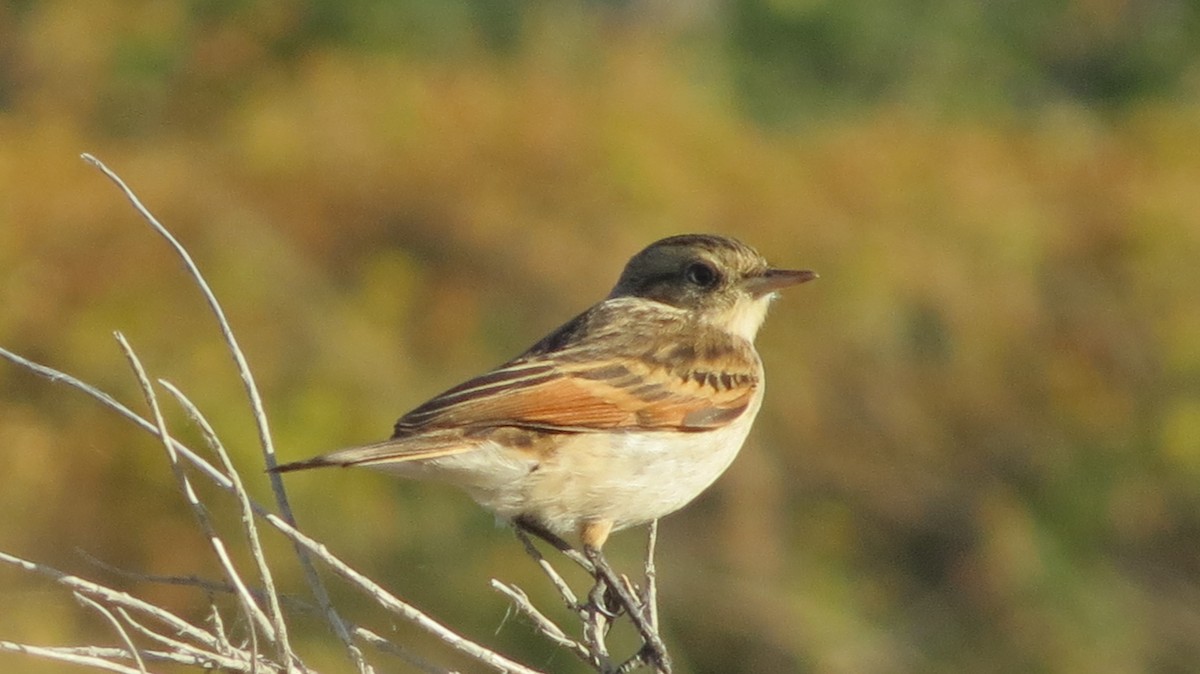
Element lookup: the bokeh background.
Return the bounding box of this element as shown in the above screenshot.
[3,1,1200,672]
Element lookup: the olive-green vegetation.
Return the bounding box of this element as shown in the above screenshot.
[2,1,1199,672]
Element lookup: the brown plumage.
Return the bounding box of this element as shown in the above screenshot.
[274,234,816,550]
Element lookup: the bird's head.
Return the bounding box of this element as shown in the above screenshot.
[609,234,817,341]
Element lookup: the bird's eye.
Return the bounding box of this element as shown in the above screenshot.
[684,261,720,288]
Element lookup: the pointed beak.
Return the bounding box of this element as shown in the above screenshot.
[743,268,818,297]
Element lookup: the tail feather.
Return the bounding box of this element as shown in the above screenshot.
[271,438,471,473]
[269,455,343,473]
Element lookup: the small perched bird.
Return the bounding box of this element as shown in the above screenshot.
[274,234,815,555]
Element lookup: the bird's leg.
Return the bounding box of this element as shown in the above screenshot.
[513,515,594,572]
[578,520,624,616]
[515,517,672,670]
[513,515,574,553]
[580,521,673,673]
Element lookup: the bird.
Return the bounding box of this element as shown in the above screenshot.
[274,234,815,556]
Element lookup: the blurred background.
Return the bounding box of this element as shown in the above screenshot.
[2,1,1200,672]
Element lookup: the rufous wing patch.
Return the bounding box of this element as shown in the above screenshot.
[394,355,758,434]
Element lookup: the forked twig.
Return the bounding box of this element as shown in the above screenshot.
[0,344,542,673]
[498,527,672,673]
[73,595,148,674]
[80,153,363,674]
[490,579,590,660]
[115,332,280,666]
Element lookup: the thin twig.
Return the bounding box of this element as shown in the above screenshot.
[0,643,144,674]
[0,348,538,673]
[353,627,458,674]
[513,530,580,608]
[490,580,589,662]
[81,153,360,674]
[159,377,291,667]
[510,526,672,672]
[78,551,236,595]
[507,530,619,670]
[257,510,544,674]
[0,643,276,671]
[580,591,613,673]
[644,521,660,633]
[586,551,672,673]
[207,604,235,657]
[0,345,242,499]
[116,608,248,671]
[115,332,280,658]
[73,594,148,674]
[0,552,223,653]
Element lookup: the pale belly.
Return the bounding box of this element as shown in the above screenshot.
[516,419,757,537]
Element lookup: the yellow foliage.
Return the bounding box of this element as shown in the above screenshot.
[3,4,1200,672]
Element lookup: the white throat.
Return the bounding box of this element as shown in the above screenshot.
[718,294,775,342]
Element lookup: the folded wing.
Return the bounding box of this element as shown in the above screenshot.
[273,302,761,472]
[394,353,758,435]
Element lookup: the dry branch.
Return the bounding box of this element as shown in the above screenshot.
[1,155,674,674]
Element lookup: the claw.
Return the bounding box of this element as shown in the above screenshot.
[588,579,624,618]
